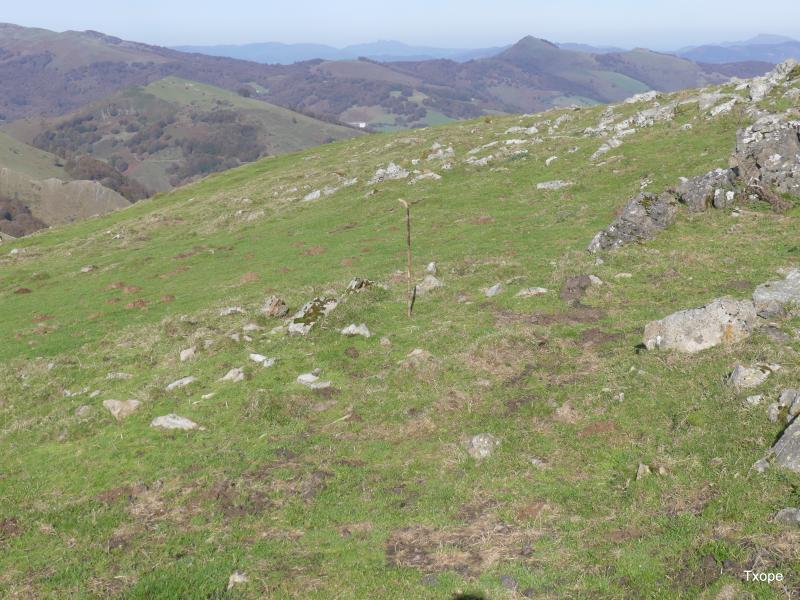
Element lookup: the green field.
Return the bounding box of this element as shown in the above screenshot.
[0,131,68,180]
[1,74,799,599]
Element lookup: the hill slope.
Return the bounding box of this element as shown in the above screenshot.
[26,77,363,192]
[0,63,799,599]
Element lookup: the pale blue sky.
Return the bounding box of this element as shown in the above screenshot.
[3,0,799,49]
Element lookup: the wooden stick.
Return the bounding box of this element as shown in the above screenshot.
[398,199,416,317]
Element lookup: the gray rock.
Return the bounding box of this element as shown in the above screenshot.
[262,295,289,318]
[753,270,800,316]
[297,372,332,390]
[150,414,199,430]
[729,364,775,389]
[369,162,409,184]
[75,405,92,417]
[745,395,763,406]
[416,275,443,296]
[249,353,276,367]
[484,283,503,297]
[560,274,595,303]
[102,399,142,421]
[179,347,196,362]
[676,168,737,212]
[732,116,800,197]
[587,192,678,253]
[466,433,500,459]
[345,278,374,293]
[219,306,245,316]
[643,297,758,353]
[227,572,249,590]
[774,508,800,527]
[287,297,338,335]
[341,323,371,337]
[425,262,437,275]
[220,368,245,383]
[769,418,800,473]
[166,376,198,391]
[516,287,549,297]
[536,180,573,190]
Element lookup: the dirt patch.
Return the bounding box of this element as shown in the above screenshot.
[96,486,134,505]
[663,483,716,517]
[674,554,720,590]
[208,479,272,518]
[605,526,644,543]
[345,347,360,359]
[13,288,32,294]
[121,285,141,294]
[722,279,753,292]
[302,246,326,256]
[0,517,21,540]
[495,307,605,327]
[160,295,175,303]
[579,328,621,347]
[463,338,542,379]
[471,214,495,225]
[31,314,53,323]
[240,272,260,283]
[516,501,551,521]
[385,502,539,576]
[578,420,618,438]
[125,299,148,309]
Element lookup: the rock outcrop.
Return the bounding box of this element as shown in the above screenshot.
[587,192,678,253]
[752,269,800,316]
[675,168,737,212]
[643,297,758,353]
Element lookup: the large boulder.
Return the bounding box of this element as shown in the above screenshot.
[768,418,800,473]
[643,297,758,353]
[587,192,678,253]
[732,115,800,197]
[675,168,737,212]
[753,269,800,316]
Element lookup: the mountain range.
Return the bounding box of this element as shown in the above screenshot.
[0,23,782,237]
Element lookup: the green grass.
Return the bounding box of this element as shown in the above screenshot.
[0,131,68,180]
[1,78,799,598]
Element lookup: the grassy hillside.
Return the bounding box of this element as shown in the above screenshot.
[1,73,799,599]
[26,77,362,193]
[0,131,67,180]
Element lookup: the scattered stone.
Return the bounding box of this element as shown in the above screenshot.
[166,376,198,391]
[369,162,409,184]
[262,296,289,318]
[676,168,737,212]
[227,572,249,590]
[466,433,500,459]
[636,463,651,480]
[516,287,548,297]
[425,262,437,275]
[545,156,558,166]
[774,508,800,527]
[106,372,132,381]
[287,297,338,335]
[729,364,777,389]
[753,270,800,316]
[763,325,791,344]
[179,347,196,362]
[341,323,371,338]
[398,348,438,369]
[303,189,321,202]
[219,306,245,317]
[242,323,261,332]
[643,297,758,353]
[80,265,95,273]
[771,389,800,422]
[416,275,443,296]
[297,373,332,390]
[536,180,573,190]
[345,277,374,293]
[102,399,141,421]
[484,283,503,297]
[614,272,633,279]
[745,395,764,407]
[752,457,770,473]
[380,336,391,347]
[75,405,92,418]
[587,192,678,252]
[220,368,245,383]
[150,414,199,430]
[249,353,276,367]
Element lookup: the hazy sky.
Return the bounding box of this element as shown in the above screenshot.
[3,0,799,49]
